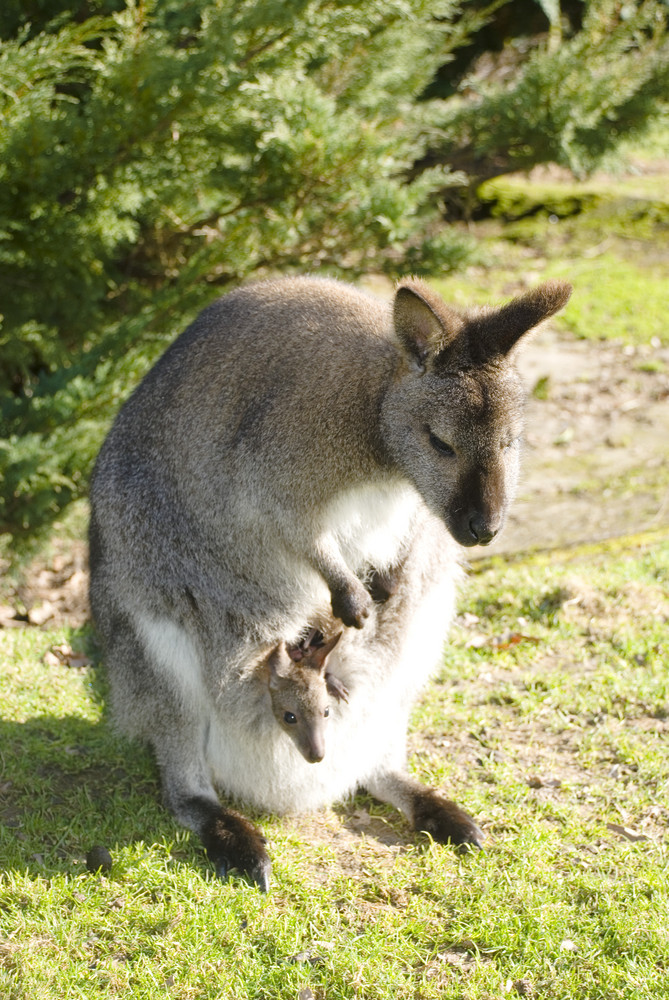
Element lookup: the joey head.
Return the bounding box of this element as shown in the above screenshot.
[263,632,345,763]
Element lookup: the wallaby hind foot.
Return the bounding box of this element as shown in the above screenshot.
[410,787,483,851]
[176,795,272,891]
[366,771,484,851]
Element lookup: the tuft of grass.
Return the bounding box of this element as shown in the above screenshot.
[1,535,668,998]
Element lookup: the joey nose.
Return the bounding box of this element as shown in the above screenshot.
[468,515,498,546]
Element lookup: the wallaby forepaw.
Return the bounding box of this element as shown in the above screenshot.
[331,582,372,629]
[325,671,349,703]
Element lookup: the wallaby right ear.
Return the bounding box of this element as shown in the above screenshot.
[394,279,463,371]
[473,280,573,358]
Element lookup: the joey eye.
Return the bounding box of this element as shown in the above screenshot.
[428,431,455,457]
[324,706,330,718]
[283,711,297,725]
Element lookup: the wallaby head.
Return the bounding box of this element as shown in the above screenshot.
[381,278,572,547]
[265,633,342,764]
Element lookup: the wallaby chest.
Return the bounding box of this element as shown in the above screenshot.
[317,480,420,573]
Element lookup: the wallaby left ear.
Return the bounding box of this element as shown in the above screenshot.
[394,279,463,370]
[474,280,572,357]
[306,631,342,673]
[267,643,292,683]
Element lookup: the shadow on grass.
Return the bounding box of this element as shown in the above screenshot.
[0,712,210,881]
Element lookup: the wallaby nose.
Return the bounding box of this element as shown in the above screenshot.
[305,736,325,763]
[468,515,498,546]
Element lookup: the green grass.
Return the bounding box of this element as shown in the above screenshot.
[431,145,669,347]
[2,535,668,998]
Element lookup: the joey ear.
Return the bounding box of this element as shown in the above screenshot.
[394,280,463,371]
[473,280,572,358]
[304,631,342,673]
[267,644,292,683]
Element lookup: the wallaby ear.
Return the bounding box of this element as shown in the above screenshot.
[305,631,342,673]
[394,279,463,371]
[472,280,572,358]
[267,643,292,684]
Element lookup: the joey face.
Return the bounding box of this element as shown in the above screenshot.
[267,648,331,763]
[381,365,525,548]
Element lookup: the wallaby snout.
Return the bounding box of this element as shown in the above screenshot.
[467,511,500,546]
[450,464,508,547]
[448,506,503,548]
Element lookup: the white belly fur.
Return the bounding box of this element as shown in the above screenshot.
[208,558,458,815]
[318,479,421,573]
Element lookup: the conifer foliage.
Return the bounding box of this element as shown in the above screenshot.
[0,0,667,551]
[424,0,669,186]
[0,0,465,549]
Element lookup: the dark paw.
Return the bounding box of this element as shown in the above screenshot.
[202,807,272,891]
[366,566,401,604]
[412,790,484,851]
[331,582,372,629]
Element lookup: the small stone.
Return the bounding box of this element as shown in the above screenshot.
[86,845,113,873]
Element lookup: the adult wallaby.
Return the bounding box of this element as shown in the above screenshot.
[263,631,346,764]
[89,275,571,891]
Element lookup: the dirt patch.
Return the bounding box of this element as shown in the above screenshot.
[485,326,669,556]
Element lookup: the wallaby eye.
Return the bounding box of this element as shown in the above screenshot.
[324,706,330,718]
[283,711,297,725]
[501,436,520,450]
[428,431,455,457]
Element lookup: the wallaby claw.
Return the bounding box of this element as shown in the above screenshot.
[215,855,271,892]
[331,584,372,629]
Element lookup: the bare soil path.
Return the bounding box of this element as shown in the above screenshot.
[485,324,669,557]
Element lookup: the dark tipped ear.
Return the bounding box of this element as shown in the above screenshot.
[474,280,572,357]
[394,279,463,370]
[304,631,342,673]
